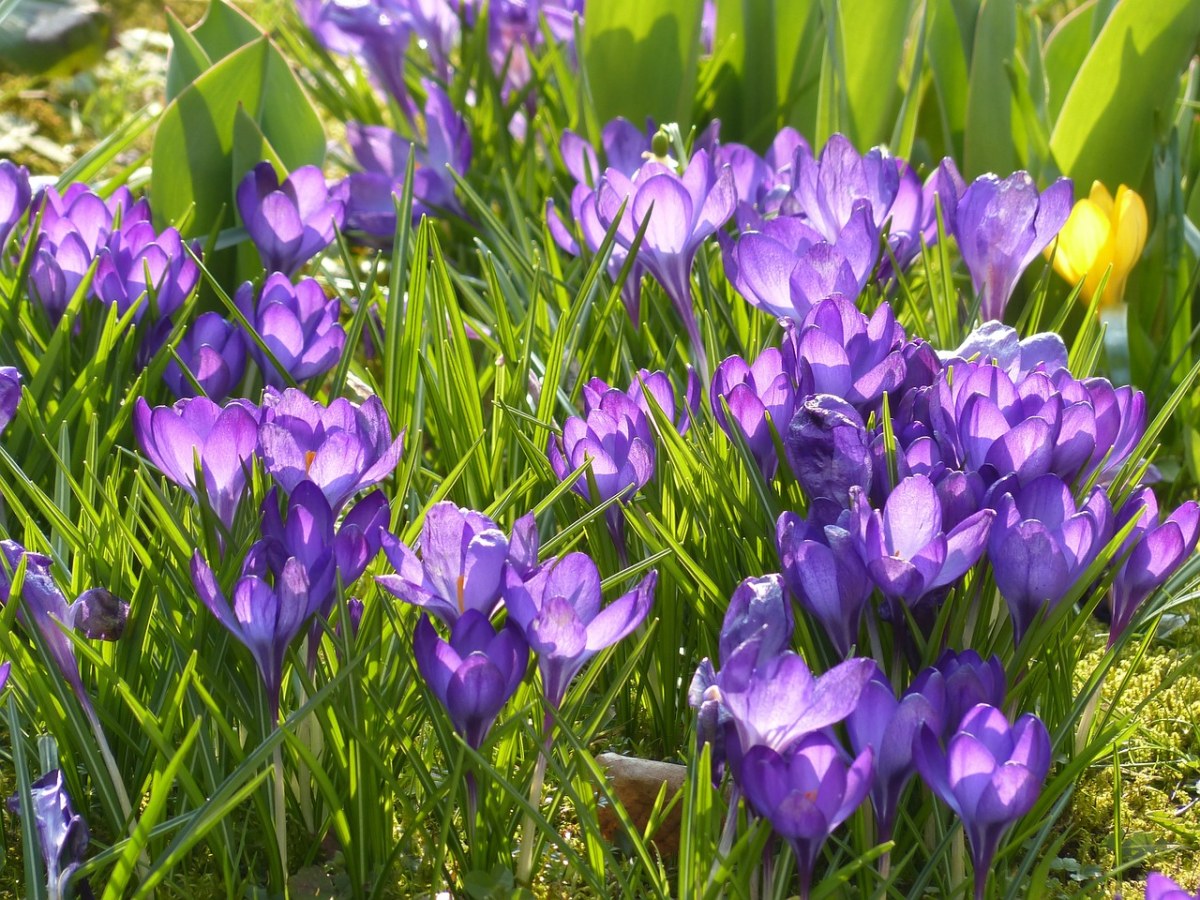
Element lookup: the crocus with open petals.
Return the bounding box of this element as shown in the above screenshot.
[503,553,655,708]
[915,704,1051,900]
[1146,873,1200,900]
[1048,181,1147,309]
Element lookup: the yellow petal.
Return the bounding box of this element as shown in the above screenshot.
[1111,185,1148,272]
[1088,180,1115,215]
[1051,198,1111,285]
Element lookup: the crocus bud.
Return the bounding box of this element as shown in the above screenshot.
[164,312,248,401]
[236,274,345,387]
[0,366,20,434]
[785,394,872,506]
[236,162,347,276]
[0,160,32,246]
[1049,181,1147,309]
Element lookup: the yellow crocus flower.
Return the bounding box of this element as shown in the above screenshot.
[1047,181,1147,308]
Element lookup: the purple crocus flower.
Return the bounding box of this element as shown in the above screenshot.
[0,661,8,692]
[1107,489,1200,646]
[988,473,1113,642]
[953,172,1072,321]
[413,611,529,750]
[164,312,248,401]
[1147,873,1200,900]
[503,553,655,708]
[621,367,701,437]
[192,548,329,718]
[133,396,260,530]
[781,134,900,242]
[740,735,873,900]
[722,207,878,319]
[0,159,32,246]
[6,769,90,899]
[938,320,1068,380]
[235,274,345,387]
[547,387,654,504]
[0,366,20,434]
[258,387,404,514]
[846,666,943,842]
[711,349,796,477]
[849,475,994,604]
[915,704,1051,900]
[717,650,874,779]
[92,220,198,322]
[560,118,653,187]
[911,649,1006,743]
[596,150,737,369]
[376,504,536,626]
[784,394,873,505]
[237,162,348,276]
[342,83,472,239]
[776,510,872,657]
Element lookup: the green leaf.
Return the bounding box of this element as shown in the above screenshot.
[963,0,1016,176]
[1049,0,1200,190]
[1042,0,1097,122]
[839,0,914,147]
[150,35,325,237]
[164,10,212,102]
[927,0,971,161]
[581,0,704,133]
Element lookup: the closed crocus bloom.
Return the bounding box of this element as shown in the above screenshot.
[503,553,656,708]
[711,350,795,477]
[915,704,1051,900]
[1146,873,1200,900]
[1049,181,1147,309]
[0,366,19,434]
[740,735,874,900]
[259,387,404,514]
[164,312,248,401]
[237,162,347,276]
[784,394,873,506]
[716,574,795,667]
[93,220,198,322]
[6,769,90,899]
[0,159,31,246]
[1107,489,1200,646]
[236,274,345,387]
[777,510,871,658]
[376,502,516,626]
[911,649,1006,743]
[547,387,655,504]
[133,396,260,530]
[954,172,1072,321]
[413,611,529,750]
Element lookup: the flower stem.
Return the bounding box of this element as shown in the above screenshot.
[273,742,288,883]
[516,712,554,887]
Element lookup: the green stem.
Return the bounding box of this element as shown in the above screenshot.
[516,713,554,886]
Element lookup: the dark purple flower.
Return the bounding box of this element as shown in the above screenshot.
[503,553,655,708]
[849,475,993,604]
[235,274,345,387]
[0,366,20,434]
[596,150,737,369]
[192,548,326,718]
[376,504,533,626]
[6,769,90,898]
[237,163,347,276]
[413,611,529,749]
[915,704,1051,900]
[259,387,404,514]
[711,349,795,476]
[343,83,472,239]
[777,510,872,657]
[740,735,873,900]
[0,160,32,246]
[70,588,129,641]
[133,396,260,530]
[1054,371,1145,483]
[1107,490,1200,645]
[164,312,248,401]
[1146,873,1200,900]
[846,666,943,841]
[911,649,1006,743]
[784,394,873,505]
[953,172,1072,321]
[988,474,1113,642]
[547,387,654,504]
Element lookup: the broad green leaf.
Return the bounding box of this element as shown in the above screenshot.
[1042,0,1096,122]
[710,0,779,143]
[191,0,260,60]
[839,0,914,146]
[150,36,325,237]
[581,0,704,133]
[963,0,1016,176]
[776,1,822,135]
[1049,0,1200,190]
[927,0,971,161]
[164,10,212,102]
